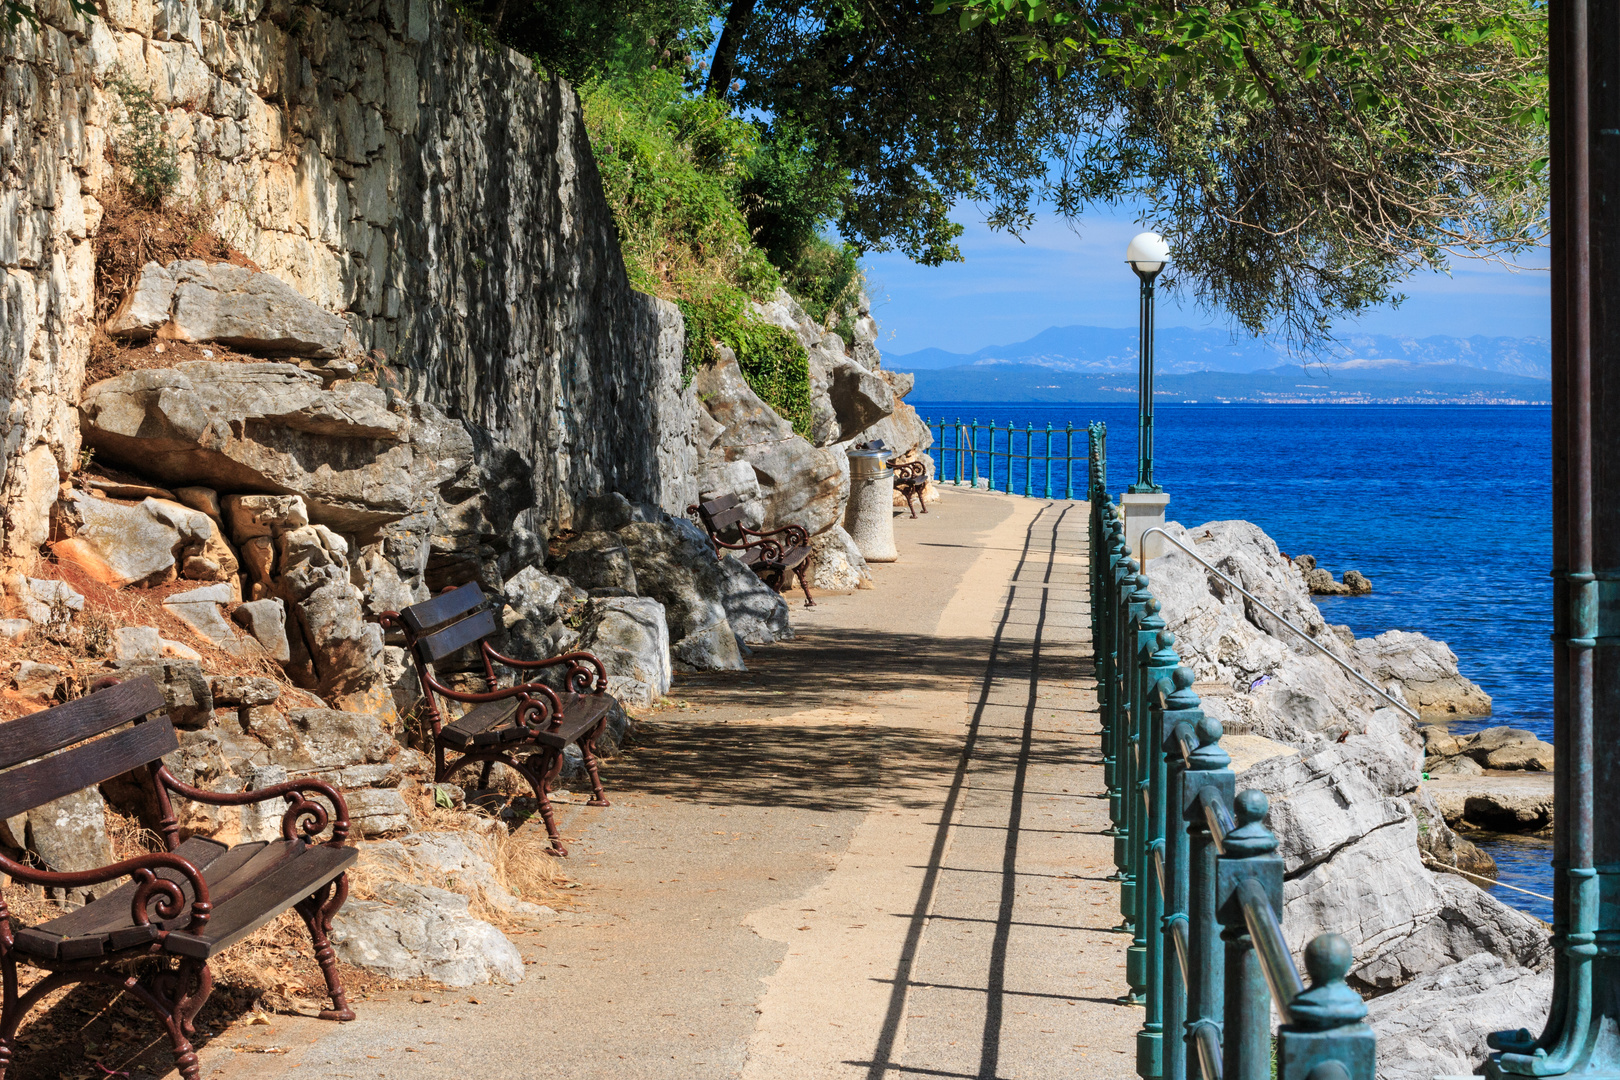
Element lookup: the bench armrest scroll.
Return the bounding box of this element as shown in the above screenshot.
[157,768,353,844]
[484,647,609,696]
[0,847,212,943]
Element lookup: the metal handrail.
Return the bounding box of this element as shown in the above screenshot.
[1238,877,1306,1022]
[1140,525,1421,723]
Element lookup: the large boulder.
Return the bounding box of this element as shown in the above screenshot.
[1,789,116,905]
[106,260,352,358]
[331,882,524,986]
[1366,953,1552,1080]
[578,596,672,708]
[52,494,217,589]
[694,348,848,536]
[552,530,639,595]
[805,524,872,590]
[712,555,793,645]
[79,362,484,534]
[617,518,744,671]
[1242,744,1547,992]
[1352,630,1492,718]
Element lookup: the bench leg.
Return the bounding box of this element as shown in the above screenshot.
[531,749,569,856]
[581,719,610,808]
[297,875,357,1022]
[794,563,816,607]
[903,489,918,518]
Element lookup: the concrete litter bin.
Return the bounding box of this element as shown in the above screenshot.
[845,446,898,562]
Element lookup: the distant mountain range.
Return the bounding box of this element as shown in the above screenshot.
[891,325,1551,378]
[893,325,1551,404]
[908,363,1551,405]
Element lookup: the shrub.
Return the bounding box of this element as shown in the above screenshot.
[680,293,813,439]
[581,70,779,308]
[107,75,180,207]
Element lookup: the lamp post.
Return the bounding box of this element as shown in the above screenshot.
[1126,231,1170,493]
[1119,231,1172,564]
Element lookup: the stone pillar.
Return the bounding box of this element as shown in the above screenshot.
[1121,491,1171,563]
[846,472,898,562]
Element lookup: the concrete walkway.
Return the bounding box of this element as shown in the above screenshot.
[200,489,1137,1080]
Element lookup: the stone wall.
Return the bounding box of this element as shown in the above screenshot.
[0,0,697,570]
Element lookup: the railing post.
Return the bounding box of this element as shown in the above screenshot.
[1106,542,1134,851]
[1183,715,1234,1077]
[1126,599,1169,1005]
[1135,630,1181,1078]
[970,419,979,488]
[1218,790,1285,1080]
[1277,935,1377,1080]
[1068,421,1076,500]
[1113,562,1146,893]
[1025,421,1034,496]
[1158,668,1203,1080]
[1045,421,1053,498]
[1098,509,1125,836]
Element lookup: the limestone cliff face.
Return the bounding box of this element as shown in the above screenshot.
[0,0,697,569]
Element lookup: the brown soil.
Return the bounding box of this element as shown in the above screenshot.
[0,542,306,724]
[84,335,267,387]
[91,193,256,327]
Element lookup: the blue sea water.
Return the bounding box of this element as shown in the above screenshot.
[915,401,1554,918]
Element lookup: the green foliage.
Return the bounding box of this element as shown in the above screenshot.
[776,235,862,336]
[477,0,720,83]
[679,295,814,438]
[107,75,181,207]
[581,70,780,307]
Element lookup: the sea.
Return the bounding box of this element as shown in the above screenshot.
[914,401,1554,921]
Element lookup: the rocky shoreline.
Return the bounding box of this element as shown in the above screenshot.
[1148,519,1551,1080]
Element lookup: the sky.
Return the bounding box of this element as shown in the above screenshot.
[863,205,1552,358]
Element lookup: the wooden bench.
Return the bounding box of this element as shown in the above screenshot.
[894,461,928,517]
[381,582,614,856]
[688,493,816,607]
[0,676,357,1080]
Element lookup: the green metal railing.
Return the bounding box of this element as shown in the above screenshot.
[1089,422,1376,1080]
[923,417,1084,497]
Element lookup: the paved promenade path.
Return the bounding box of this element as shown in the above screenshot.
[202,489,1137,1080]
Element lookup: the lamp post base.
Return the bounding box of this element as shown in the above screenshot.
[1120,491,1171,564]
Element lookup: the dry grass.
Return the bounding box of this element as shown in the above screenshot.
[91,192,255,326]
[0,546,314,723]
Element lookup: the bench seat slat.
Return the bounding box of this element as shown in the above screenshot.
[439,698,524,752]
[0,718,178,822]
[165,843,357,959]
[16,838,356,963]
[530,694,612,750]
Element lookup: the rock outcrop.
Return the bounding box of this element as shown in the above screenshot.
[1423,725,1552,773]
[694,347,849,536]
[1365,953,1551,1080]
[1148,519,1545,1008]
[1353,631,1494,719]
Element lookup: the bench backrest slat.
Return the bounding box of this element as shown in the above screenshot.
[699,494,740,515]
[414,606,500,663]
[400,582,487,636]
[0,678,166,772]
[0,716,178,821]
[705,506,747,532]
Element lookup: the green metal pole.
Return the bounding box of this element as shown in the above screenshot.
[1218,790,1284,1080]
[1131,271,1164,494]
[970,420,979,488]
[1183,716,1234,1072]
[1135,628,1180,1079]
[1159,668,1202,1080]
[1125,591,1165,1004]
[1116,569,1152,939]
[1067,421,1075,499]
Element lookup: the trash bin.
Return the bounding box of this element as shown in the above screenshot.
[845,446,898,562]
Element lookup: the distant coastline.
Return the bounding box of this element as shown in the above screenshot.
[907,363,1551,405]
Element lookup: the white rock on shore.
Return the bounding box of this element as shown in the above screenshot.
[1146,518,1547,1016]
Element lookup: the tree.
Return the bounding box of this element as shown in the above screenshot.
[712,0,1547,342]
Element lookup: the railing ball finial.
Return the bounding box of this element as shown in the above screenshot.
[1305,1063,1352,1080]
[1166,664,1201,711]
[1189,713,1230,770]
[1224,789,1279,856]
[1290,933,1367,1030]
